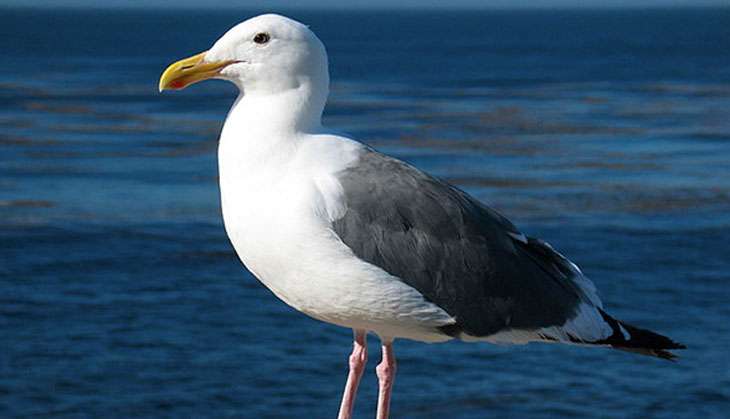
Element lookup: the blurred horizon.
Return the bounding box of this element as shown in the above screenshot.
[2,0,729,9]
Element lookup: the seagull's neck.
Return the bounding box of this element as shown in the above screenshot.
[225,81,326,136]
[218,81,328,176]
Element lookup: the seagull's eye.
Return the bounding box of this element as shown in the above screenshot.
[253,33,270,44]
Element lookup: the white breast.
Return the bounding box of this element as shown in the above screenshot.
[217,126,454,342]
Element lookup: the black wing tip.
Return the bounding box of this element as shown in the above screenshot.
[597,309,686,362]
[613,337,686,362]
[612,345,684,362]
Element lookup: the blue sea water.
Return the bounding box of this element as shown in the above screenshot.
[1,7,730,418]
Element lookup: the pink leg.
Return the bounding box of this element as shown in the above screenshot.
[337,330,367,419]
[375,340,397,419]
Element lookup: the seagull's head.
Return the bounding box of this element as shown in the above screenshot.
[158,14,329,97]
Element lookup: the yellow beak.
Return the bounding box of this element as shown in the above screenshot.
[158,51,236,92]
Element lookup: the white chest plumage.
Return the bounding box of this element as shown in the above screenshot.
[216,110,455,342]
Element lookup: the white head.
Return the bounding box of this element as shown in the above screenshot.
[159,14,329,131]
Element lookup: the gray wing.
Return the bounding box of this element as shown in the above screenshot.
[332,148,587,338]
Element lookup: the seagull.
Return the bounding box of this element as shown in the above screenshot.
[159,14,684,419]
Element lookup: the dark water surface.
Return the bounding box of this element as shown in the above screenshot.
[2,7,730,418]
